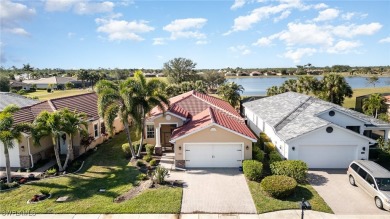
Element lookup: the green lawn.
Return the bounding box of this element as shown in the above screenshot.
[24,89,92,100]
[0,132,182,214]
[343,87,390,109]
[248,180,333,214]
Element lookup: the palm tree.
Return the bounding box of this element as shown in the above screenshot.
[125,71,169,157]
[32,110,66,171]
[61,109,88,170]
[362,94,385,119]
[319,74,353,105]
[22,63,34,79]
[95,79,138,159]
[280,79,298,92]
[217,82,244,108]
[297,76,320,94]
[0,105,30,183]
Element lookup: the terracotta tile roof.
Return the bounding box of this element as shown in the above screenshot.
[192,91,242,118]
[13,106,36,124]
[171,107,256,141]
[49,92,99,119]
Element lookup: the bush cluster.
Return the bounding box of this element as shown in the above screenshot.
[149,159,157,166]
[270,160,308,183]
[264,142,275,153]
[0,181,19,190]
[146,144,155,156]
[143,155,153,162]
[252,145,265,162]
[243,160,263,181]
[261,175,297,198]
[122,143,131,157]
[269,151,283,164]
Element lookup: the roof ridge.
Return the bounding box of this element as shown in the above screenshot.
[274,96,313,131]
[208,107,216,123]
[191,91,243,120]
[49,91,95,102]
[47,99,57,111]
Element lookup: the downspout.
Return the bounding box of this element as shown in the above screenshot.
[27,136,34,169]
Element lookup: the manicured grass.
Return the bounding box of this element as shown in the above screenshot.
[248,180,333,214]
[24,89,92,100]
[343,87,390,109]
[0,132,182,213]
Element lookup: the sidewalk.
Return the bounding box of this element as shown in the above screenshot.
[0,159,56,179]
[1,211,389,219]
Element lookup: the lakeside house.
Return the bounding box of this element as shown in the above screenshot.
[23,76,82,89]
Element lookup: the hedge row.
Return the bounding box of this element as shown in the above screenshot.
[270,160,308,183]
[269,151,283,164]
[261,175,297,198]
[252,145,265,162]
[264,142,276,153]
[243,160,263,181]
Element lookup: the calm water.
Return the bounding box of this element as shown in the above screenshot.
[227,76,390,96]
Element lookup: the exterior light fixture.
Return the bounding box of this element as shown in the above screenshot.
[292,147,295,151]
[246,145,249,150]
[299,198,311,219]
[21,146,25,151]
[178,146,182,150]
[362,147,366,151]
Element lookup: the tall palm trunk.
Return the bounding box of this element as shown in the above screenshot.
[123,119,136,159]
[4,145,12,183]
[52,135,64,172]
[63,134,74,170]
[137,108,145,157]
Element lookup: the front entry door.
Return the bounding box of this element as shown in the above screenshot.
[163,132,171,147]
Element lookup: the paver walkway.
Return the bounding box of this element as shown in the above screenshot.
[0,159,56,178]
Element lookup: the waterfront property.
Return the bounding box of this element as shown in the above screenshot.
[243,92,390,169]
[0,93,124,169]
[144,90,257,168]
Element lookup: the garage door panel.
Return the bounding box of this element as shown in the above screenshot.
[299,145,357,169]
[185,143,243,168]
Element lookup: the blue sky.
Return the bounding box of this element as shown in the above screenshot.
[1,0,389,69]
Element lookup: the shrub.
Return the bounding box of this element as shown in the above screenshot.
[122,143,131,157]
[269,151,283,164]
[46,167,57,175]
[261,175,297,198]
[137,173,147,181]
[243,160,263,181]
[47,88,51,93]
[0,181,19,190]
[252,145,265,162]
[264,142,275,153]
[153,166,169,184]
[17,90,27,95]
[40,189,51,195]
[136,160,144,167]
[149,159,157,166]
[270,160,308,183]
[143,155,152,162]
[260,132,271,142]
[146,144,155,156]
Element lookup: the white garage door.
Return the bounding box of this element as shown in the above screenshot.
[298,145,358,169]
[0,141,21,168]
[185,143,243,168]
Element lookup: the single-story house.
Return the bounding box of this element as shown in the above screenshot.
[145,91,257,168]
[9,80,31,91]
[0,92,124,169]
[243,92,390,169]
[0,92,39,111]
[23,76,82,89]
[385,95,390,117]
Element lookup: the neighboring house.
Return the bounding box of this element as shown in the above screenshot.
[23,76,82,89]
[385,95,390,117]
[0,92,39,111]
[243,92,390,169]
[0,93,124,169]
[145,91,257,168]
[355,93,390,112]
[9,80,31,91]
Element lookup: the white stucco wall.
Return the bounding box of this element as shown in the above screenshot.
[318,109,366,133]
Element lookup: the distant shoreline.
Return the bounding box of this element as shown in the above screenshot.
[225,74,390,79]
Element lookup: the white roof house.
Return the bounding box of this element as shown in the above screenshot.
[0,92,39,111]
[243,92,390,169]
[23,76,81,89]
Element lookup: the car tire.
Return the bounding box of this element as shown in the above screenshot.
[375,197,383,209]
[349,175,356,186]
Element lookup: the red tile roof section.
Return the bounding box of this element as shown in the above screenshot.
[13,106,36,124]
[192,92,242,119]
[171,107,257,141]
[49,92,98,119]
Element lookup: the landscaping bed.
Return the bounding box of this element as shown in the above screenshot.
[0,132,182,213]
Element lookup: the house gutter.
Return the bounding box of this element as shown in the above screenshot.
[27,136,34,169]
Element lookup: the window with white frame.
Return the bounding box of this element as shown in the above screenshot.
[147,125,155,138]
[94,123,99,138]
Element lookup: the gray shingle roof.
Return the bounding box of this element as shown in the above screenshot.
[0,92,39,111]
[243,92,390,141]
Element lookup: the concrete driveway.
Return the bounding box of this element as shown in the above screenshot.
[308,169,390,215]
[170,168,256,214]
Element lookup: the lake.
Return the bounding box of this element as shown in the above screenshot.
[227,76,390,96]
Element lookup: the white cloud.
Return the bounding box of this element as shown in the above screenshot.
[332,22,382,38]
[314,3,328,10]
[379,37,390,43]
[278,22,334,46]
[327,40,361,54]
[253,37,272,46]
[274,10,291,22]
[153,38,166,45]
[313,8,339,22]
[196,40,208,45]
[231,0,246,10]
[284,48,316,63]
[229,45,252,55]
[342,12,355,20]
[0,0,36,36]
[45,0,114,14]
[163,18,207,40]
[95,18,154,41]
